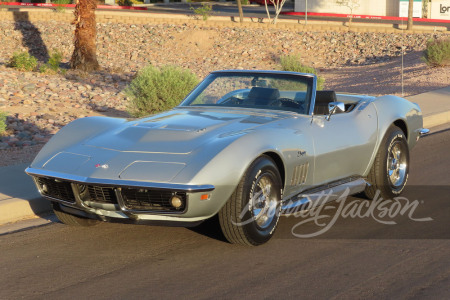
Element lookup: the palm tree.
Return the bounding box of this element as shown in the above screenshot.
[70,0,100,72]
[407,0,414,30]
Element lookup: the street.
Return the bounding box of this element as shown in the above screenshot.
[4,3,450,29]
[0,124,449,299]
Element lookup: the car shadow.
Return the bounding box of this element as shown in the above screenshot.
[187,215,229,244]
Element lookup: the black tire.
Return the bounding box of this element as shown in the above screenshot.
[52,202,100,226]
[365,125,410,200]
[218,156,282,246]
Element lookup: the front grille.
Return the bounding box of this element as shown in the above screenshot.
[36,177,75,203]
[121,188,186,212]
[86,185,117,204]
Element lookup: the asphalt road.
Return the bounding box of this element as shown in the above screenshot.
[0,124,449,299]
[6,3,450,29]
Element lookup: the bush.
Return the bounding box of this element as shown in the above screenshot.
[191,3,212,21]
[9,51,37,72]
[52,0,70,13]
[280,54,325,90]
[117,0,133,6]
[423,38,450,67]
[49,50,63,71]
[125,65,199,117]
[40,50,63,73]
[0,111,7,135]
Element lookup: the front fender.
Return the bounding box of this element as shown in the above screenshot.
[30,116,128,168]
[177,124,312,218]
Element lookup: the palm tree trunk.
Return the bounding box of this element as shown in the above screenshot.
[70,0,100,72]
[407,0,414,30]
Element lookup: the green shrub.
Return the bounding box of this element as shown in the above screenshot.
[48,50,63,71]
[0,111,7,135]
[423,38,450,67]
[39,50,63,73]
[9,51,37,72]
[280,54,325,90]
[191,3,212,21]
[117,0,133,6]
[125,65,199,117]
[39,64,48,73]
[52,0,70,13]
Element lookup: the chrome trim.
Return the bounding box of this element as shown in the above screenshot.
[32,176,79,207]
[71,183,91,210]
[326,101,345,121]
[308,76,317,116]
[115,188,188,215]
[281,178,367,216]
[186,70,318,116]
[210,70,317,78]
[25,167,215,192]
[40,194,78,208]
[418,128,430,136]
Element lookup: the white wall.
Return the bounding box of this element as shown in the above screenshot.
[431,0,450,19]
[294,0,397,16]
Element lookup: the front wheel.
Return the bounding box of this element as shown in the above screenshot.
[365,125,410,200]
[52,202,101,226]
[218,156,282,246]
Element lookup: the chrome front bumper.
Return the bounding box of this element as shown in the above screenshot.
[25,167,216,223]
[416,128,430,141]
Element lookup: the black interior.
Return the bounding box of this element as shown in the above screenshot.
[246,87,280,106]
[314,91,337,115]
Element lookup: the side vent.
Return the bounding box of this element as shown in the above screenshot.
[291,163,309,186]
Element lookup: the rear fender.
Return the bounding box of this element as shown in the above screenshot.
[363,95,422,176]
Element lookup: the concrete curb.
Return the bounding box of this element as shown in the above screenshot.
[0,88,449,226]
[0,196,51,225]
[423,111,450,128]
[406,86,450,129]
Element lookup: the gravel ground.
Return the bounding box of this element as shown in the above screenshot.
[0,20,448,166]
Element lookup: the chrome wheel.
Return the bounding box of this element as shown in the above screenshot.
[387,141,408,187]
[249,174,278,230]
[365,125,409,200]
[219,156,282,245]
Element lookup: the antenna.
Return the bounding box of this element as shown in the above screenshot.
[401,14,405,97]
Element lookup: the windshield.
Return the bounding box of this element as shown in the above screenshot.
[180,72,314,114]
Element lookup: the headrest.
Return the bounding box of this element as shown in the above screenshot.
[247,87,280,101]
[315,91,337,105]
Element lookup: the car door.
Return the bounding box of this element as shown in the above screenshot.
[310,102,378,186]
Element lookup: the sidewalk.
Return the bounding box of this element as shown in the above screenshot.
[406,86,450,128]
[0,87,448,226]
[0,163,50,225]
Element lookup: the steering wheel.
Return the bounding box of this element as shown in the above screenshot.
[269,98,303,109]
[221,96,243,105]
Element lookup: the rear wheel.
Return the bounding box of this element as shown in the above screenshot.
[365,125,409,200]
[218,156,282,246]
[52,202,100,226]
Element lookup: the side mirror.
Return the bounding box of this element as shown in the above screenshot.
[326,102,345,121]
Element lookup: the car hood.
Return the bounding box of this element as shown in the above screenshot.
[32,108,292,183]
[83,108,289,154]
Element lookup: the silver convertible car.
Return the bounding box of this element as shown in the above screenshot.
[26,70,428,245]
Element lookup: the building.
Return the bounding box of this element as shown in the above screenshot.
[294,0,450,20]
